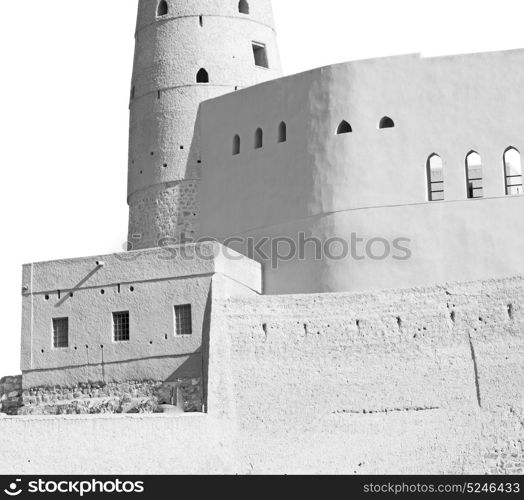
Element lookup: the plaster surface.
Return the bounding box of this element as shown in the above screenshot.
[204,274,524,474]
[199,50,524,293]
[20,243,261,388]
[0,414,233,475]
[2,275,523,474]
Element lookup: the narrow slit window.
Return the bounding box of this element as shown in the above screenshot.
[255,128,263,149]
[465,151,484,199]
[336,120,352,135]
[175,305,193,336]
[426,154,444,201]
[199,15,203,27]
[113,311,130,342]
[233,135,241,155]
[157,0,168,17]
[252,42,269,68]
[379,116,395,129]
[239,0,250,15]
[196,68,209,83]
[130,85,135,100]
[278,122,287,143]
[504,147,523,196]
[53,318,69,349]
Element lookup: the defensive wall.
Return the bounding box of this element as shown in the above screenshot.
[1,274,523,474]
[207,275,524,473]
[199,49,524,294]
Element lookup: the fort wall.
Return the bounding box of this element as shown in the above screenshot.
[2,275,522,474]
[205,274,524,474]
[199,50,524,294]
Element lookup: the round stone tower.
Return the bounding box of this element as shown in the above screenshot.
[128,0,283,249]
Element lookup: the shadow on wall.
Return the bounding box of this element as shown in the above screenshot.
[157,356,204,412]
[17,353,205,415]
[154,353,204,412]
[53,266,104,308]
[32,265,103,306]
[158,107,203,248]
[164,351,202,383]
[201,286,212,413]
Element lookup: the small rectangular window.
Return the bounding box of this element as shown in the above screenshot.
[113,311,130,342]
[175,305,193,336]
[53,318,69,348]
[252,42,269,68]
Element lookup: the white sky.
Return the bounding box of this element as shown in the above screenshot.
[1,0,523,375]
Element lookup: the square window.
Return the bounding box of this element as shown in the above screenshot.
[113,311,130,342]
[252,42,269,68]
[175,304,192,336]
[53,318,69,348]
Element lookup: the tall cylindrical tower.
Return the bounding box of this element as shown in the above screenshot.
[128,0,283,249]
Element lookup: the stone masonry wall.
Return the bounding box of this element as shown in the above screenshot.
[0,375,22,415]
[15,378,202,416]
[208,275,524,474]
[128,181,199,250]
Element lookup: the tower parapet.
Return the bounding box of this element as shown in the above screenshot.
[128,0,282,249]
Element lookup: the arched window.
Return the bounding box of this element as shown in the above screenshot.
[336,120,352,135]
[465,151,484,199]
[379,116,395,129]
[196,68,209,83]
[426,154,444,201]
[239,0,250,14]
[157,0,168,17]
[278,122,287,143]
[504,147,523,195]
[255,128,263,149]
[233,135,241,156]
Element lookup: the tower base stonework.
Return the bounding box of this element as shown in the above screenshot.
[128,181,200,250]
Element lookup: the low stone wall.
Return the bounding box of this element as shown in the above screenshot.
[16,378,202,416]
[0,375,22,415]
